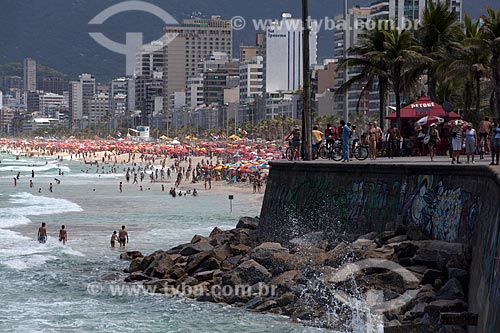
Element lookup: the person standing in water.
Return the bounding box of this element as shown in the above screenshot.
[118,225,128,247]
[59,225,67,245]
[38,223,47,243]
[110,231,118,248]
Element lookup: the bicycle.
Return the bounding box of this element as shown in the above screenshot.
[319,140,343,161]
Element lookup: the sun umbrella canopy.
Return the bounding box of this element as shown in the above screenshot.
[386,97,462,120]
[415,116,444,127]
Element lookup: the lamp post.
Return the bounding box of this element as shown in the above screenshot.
[302,0,313,160]
[344,0,350,123]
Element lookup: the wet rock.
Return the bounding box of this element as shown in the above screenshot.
[359,232,379,240]
[166,244,185,255]
[276,292,297,307]
[447,268,468,287]
[124,272,151,282]
[193,270,215,282]
[386,235,408,244]
[210,243,233,262]
[143,278,174,290]
[270,270,301,286]
[191,235,210,244]
[395,242,419,258]
[351,238,378,255]
[426,299,467,312]
[250,242,290,273]
[101,273,121,281]
[209,227,224,238]
[144,254,175,278]
[433,278,464,301]
[234,259,272,285]
[229,244,251,255]
[194,257,221,273]
[325,242,352,267]
[221,255,244,271]
[179,242,214,256]
[254,300,279,312]
[364,245,395,260]
[120,251,144,260]
[127,255,154,273]
[236,216,259,230]
[421,269,444,286]
[184,251,211,274]
[245,296,265,309]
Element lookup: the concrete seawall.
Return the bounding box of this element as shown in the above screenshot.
[259,161,500,332]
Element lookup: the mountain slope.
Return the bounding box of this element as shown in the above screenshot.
[0,0,496,82]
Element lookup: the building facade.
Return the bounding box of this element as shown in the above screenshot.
[265,13,318,94]
[23,58,37,93]
[69,74,96,129]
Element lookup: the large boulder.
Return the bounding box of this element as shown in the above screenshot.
[234,259,272,285]
[236,216,259,230]
[250,242,290,273]
[433,278,464,301]
[184,251,212,274]
[179,242,214,256]
[127,254,156,273]
[144,254,175,278]
[412,241,469,270]
[120,251,144,260]
[325,242,353,267]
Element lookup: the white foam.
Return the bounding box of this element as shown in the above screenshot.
[6,192,83,216]
[0,164,70,173]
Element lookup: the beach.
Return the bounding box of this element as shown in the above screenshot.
[0,148,327,333]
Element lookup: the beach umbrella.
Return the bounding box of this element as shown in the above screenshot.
[415,116,444,127]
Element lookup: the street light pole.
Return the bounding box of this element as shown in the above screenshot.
[302,0,313,160]
[344,0,349,123]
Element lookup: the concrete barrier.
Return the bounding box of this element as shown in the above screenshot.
[259,161,500,332]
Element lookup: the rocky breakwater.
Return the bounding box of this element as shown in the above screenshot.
[121,219,472,332]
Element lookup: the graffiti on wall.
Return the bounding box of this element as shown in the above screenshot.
[403,175,480,242]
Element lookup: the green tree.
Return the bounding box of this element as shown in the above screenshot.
[382,29,430,129]
[480,8,500,117]
[418,0,462,101]
[337,20,390,130]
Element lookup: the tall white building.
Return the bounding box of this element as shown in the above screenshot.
[265,13,318,93]
[239,56,264,104]
[23,58,37,92]
[0,90,3,111]
[69,74,96,129]
[386,0,463,26]
[39,92,64,118]
[186,75,204,109]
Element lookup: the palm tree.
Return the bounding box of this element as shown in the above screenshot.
[480,8,500,118]
[447,15,488,122]
[336,20,390,130]
[382,28,430,129]
[418,0,462,101]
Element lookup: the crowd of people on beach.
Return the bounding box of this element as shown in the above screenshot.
[285,116,500,165]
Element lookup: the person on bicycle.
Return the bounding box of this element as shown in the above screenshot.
[479,116,492,155]
[312,126,323,151]
[386,123,400,159]
[324,123,337,149]
[340,120,351,162]
[286,125,302,160]
[427,123,440,162]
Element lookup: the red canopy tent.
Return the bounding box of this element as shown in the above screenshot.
[386,97,462,120]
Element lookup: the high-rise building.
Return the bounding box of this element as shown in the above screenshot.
[27,91,42,113]
[239,56,264,105]
[264,13,318,93]
[69,74,96,129]
[90,92,109,127]
[162,16,233,111]
[135,41,164,125]
[39,77,66,95]
[374,0,463,27]
[111,77,134,118]
[23,58,37,92]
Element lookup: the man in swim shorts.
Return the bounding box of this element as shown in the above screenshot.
[38,222,47,243]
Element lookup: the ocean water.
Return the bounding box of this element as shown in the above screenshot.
[0,153,327,333]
